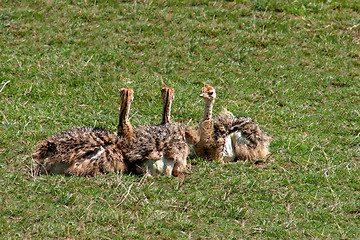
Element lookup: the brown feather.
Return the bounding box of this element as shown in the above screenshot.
[194,87,270,162]
[123,87,189,176]
[32,127,127,176]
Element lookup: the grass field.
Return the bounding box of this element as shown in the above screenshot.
[1,0,360,239]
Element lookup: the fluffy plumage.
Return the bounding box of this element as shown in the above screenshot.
[125,123,189,176]
[32,127,126,176]
[32,88,137,177]
[119,87,189,177]
[193,86,270,162]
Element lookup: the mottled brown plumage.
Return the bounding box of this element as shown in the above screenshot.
[32,127,126,176]
[193,86,270,162]
[32,88,136,176]
[121,87,189,177]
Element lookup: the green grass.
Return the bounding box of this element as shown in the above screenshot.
[1,0,360,238]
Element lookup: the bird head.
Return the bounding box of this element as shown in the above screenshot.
[120,87,134,104]
[200,86,216,101]
[161,86,175,103]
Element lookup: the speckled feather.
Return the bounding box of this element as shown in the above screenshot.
[123,123,188,175]
[118,87,189,176]
[194,86,270,162]
[214,109,270,161]
[32,127,126,176]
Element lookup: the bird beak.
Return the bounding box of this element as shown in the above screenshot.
[200,93,209,99]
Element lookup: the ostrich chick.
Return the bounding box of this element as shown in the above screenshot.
[32,88,136,176]
[143,86,177,176]
[32,127,126,176]
[193,86,270,162]
[120,87,189,177]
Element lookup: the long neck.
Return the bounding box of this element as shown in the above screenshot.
[161,94,172,124]
[198,99,215,145]
[117,98,133,139]
[202,99,214,121]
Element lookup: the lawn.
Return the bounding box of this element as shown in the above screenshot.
[1,0,360,239]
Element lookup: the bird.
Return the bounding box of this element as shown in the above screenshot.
[118,87,189,177]
[32,127,126,176]
[31,88,137,176]
[193,86,270,162]
[141,86,180,177]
